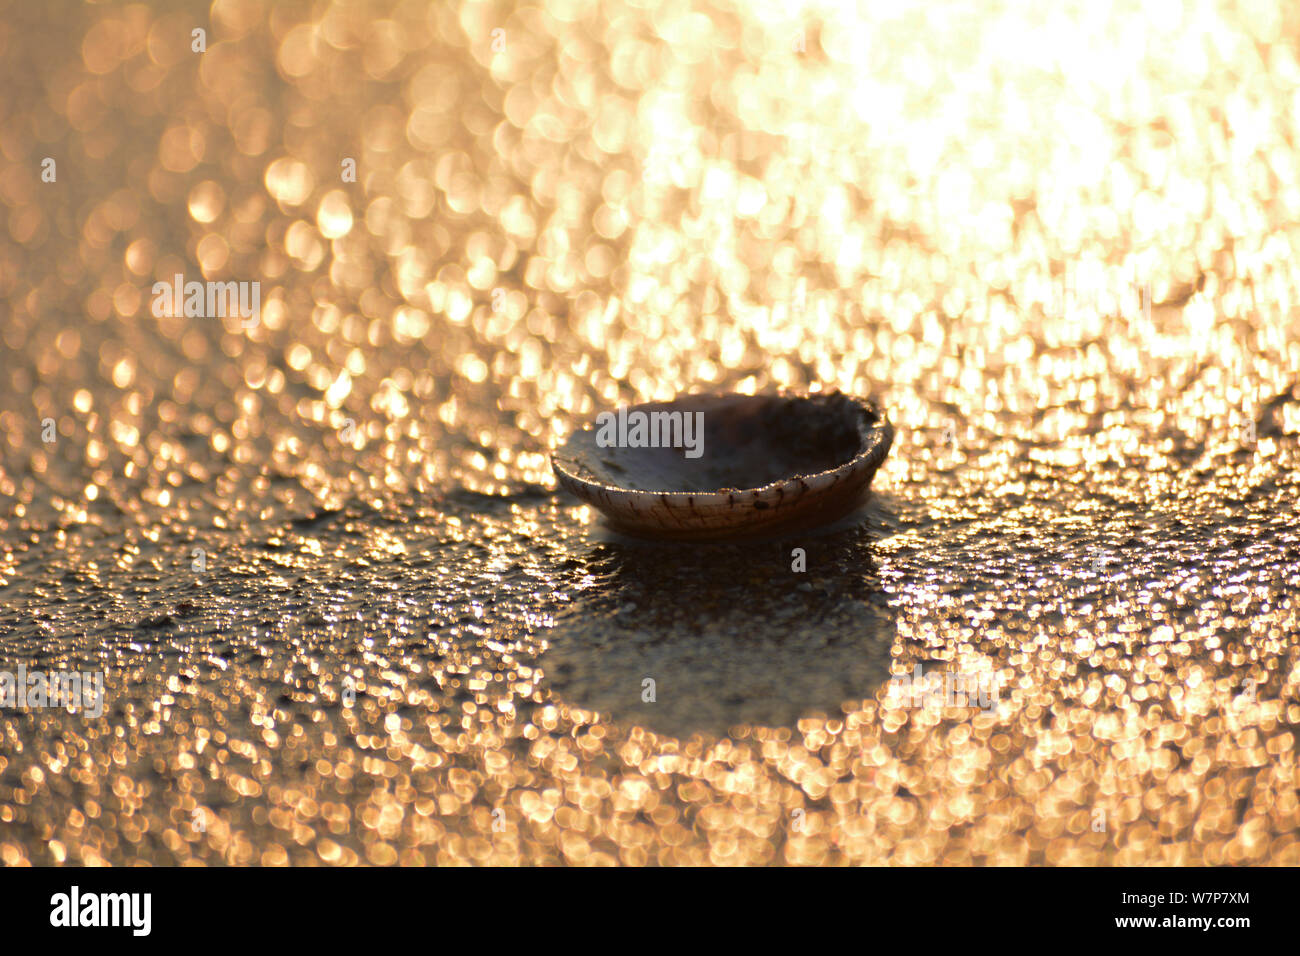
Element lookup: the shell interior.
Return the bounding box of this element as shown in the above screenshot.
[557,393,868,494]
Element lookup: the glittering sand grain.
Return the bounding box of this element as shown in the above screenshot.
[0,0,1298,865]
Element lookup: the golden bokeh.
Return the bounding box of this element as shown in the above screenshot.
[0,0,1297,865]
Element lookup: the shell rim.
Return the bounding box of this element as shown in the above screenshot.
[550,391,893,505]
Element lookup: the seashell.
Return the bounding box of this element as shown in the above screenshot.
[551,391,893,541]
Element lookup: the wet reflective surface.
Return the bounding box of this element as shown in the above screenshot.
[1,0,1299,864]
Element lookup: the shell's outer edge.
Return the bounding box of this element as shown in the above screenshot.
[549,392,894,539]
[552,392,892,500]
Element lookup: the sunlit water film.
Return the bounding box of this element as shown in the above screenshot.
[1,0,1298,865]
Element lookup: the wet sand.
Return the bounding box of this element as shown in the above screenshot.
[0,1,1298,864]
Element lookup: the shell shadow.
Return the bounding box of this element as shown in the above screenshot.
[541,513,897,738]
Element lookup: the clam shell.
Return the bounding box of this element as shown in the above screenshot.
[551,392,893,540]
